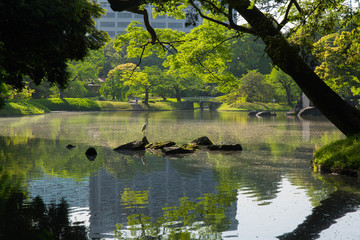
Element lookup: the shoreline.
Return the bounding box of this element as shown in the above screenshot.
[0,98,292,117]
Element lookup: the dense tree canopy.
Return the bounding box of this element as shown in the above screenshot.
[314,31,360,98]
[109,0,360,136]
[0,0,109,93]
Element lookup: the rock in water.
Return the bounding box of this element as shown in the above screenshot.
[298,107,323,117]
[162,146,195,155]
[142,136,149,145]
[146,141,176,150]
[208,144,242,151]
[66,144,76,150]
[114,137,149,151]
[191,136,213,146]
[248,110,258,117]
[85,147,97,161]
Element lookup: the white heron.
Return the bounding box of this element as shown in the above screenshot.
[141,116,148,135]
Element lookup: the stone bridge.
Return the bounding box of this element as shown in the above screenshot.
[182,96,221,111]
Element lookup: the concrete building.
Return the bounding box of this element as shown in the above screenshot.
[95,1,201,38]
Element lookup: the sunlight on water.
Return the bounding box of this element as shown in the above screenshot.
[318,209,360,239]
[223,177,313,239]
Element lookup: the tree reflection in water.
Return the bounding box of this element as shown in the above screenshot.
[114,184,237,239]
[278,191,360,240]
[0,172,87,240]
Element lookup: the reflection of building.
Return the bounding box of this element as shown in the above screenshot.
[95,1,201,37]
[28,175,89,207]
[89,158,237,239]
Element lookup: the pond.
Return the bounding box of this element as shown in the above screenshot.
[1,111,360,239]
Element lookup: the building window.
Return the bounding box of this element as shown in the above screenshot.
[154,15,166,19]
[100,22,115,27]
[168,22,183,28]
[117,12,132,18]
[117,22,131,27]
[133,13,143,19]
[100,2,109,7]
[152,22,166,28]
[107,31,115,37]
[103,12,115,18]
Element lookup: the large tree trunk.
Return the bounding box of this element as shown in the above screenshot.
[144,88,149,105]
[285,88,293,107]
[233,0,360,137]
[175,88,182,102]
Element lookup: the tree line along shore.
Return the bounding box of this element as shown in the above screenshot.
[0,98,292,116]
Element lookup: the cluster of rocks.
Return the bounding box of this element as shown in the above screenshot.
[113,136,242,156]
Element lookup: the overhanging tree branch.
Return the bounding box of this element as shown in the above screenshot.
[278,0,303,30]
[129,39,184,77]
[189,0,256,35]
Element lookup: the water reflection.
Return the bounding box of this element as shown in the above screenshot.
[1,111,358,239]
[279,191,360,240]
[0,170,87,240]
[88,157,237,239]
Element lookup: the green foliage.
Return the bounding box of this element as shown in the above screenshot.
[227,35,272,78]
[266,68,301,106]
[100,63,135,101]
[96,101,132,111]
[164,19,234,88]
[0,100,47,116]
[236,70,274,103]
[115,16,233,97]
[114,22,185,59]
[0,0,109,92]
[313,134,360,172]
[3,85,34,100]
[123,66,150,103]
[314,31,360,98]
[28,81,53,99]
[63,80,89,98]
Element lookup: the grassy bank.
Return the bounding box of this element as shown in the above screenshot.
[31,98,101,111]
[0,98,102,116]
[0,98,179,115]
[140,101,185,111]
[217,102,291,111]
[95,101,132,111]
[0,98,293,116]
[312,134,360,177]
[0,100,49,116]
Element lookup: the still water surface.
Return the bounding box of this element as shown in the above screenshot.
[1,111,360,239]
